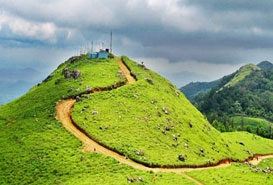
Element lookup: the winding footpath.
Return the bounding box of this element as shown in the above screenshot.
[56,57,273,185]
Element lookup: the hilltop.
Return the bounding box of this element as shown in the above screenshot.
[192,61,273,138]
[1,55,273,184]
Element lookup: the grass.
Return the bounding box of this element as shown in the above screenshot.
[222,132,273,160]
[219,64,260,91]
[231,116,273,134]
[1,54,273,184]
[187,162,273,185]
[72,56,273,167]
[258,158,273,168]
[72,56,231,166]
[0,55,199,185]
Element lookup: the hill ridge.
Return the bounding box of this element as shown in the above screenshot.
[56,58,273,185]
[2,55,273,184]
[218,63,260,92]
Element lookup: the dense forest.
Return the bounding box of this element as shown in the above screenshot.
[193,62,273,138]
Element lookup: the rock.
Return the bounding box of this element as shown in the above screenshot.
[71,70,81,79]
[70,56,80,63]
[92,110,99,115]
[165,125,170,131]
[68,87,73,93]
[162,106,169,114]
[175,90,180,96]
[62,68,82,79]
[43,75,52,83]
[151,99,157,104]
[86,86,91,93]
[138,177,144,182]
[178,154,185,162]
[127,177,134,183]
[135,150,144,156]
[76,96,81,102]
[145,78,154,85]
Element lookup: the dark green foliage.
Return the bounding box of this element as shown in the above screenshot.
[257,61,273,71]
[180,80,220,101]
[194,62,273,138]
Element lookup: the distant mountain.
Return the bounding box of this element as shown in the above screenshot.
[180,80,220,101]
[0,80,34,105]
[0,67,41,105]
[193,61,273,138]
[218,64,260,91]
[257,61,273,71]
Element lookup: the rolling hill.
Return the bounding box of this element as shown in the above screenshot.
[1,55,273,185]
[193,61,273,138]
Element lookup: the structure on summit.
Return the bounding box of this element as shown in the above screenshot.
[88,50,109,59]
[88,31,112,59]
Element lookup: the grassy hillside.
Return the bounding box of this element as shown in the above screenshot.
[194,62,273,138]
[219,64,260,91]
[231,116,273,137]
[1,55,273,184]
[188,162,273,185]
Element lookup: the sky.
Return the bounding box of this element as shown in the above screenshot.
[1,0,273,90]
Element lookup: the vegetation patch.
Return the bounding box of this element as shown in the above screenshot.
[188,163,273,185]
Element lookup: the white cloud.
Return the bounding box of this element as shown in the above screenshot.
[1,0,273,87]
[0,11,57,43]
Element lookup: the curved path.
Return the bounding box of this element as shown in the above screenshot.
[56,58,273,185]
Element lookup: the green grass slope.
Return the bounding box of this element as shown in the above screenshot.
[218,64,260,91]
[0,55,196,185]
[1,55,273,185]
[188,162,273,185]
[231,116,273,137]
[72,56,273,167]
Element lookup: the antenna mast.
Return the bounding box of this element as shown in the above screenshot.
[110,30,112,53]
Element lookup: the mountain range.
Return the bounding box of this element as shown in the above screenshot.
[181,61,273,138]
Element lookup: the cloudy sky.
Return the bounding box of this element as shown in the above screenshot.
[1,0,273,91]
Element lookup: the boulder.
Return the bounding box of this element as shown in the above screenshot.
[178,154,185,162]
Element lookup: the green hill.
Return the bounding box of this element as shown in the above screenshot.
[1,55,273,185]
[218,64,260,91]
[194,61,273,138]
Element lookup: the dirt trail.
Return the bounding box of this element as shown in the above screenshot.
[249,155,273,166]
[56,99,150,171]
[55,57,273,185]
[115,57,136,84]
